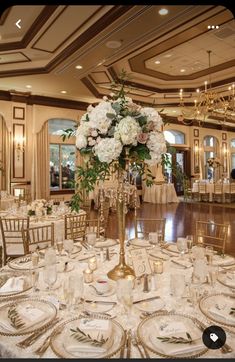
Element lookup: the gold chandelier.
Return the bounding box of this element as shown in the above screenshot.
[178,50,235,126]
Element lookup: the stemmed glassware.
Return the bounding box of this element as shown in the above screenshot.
[43,264,57,294]
[176,237,188,259]
[148,232,159,251]
[186,235,193,259]
[56,241,64,257]
[63,239,74,259]
[116,279,135,329]
[205,246,214,265]
[63,274,83,313]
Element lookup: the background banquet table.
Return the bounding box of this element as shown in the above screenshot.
[0,241,234,358]
[143,183,179,204]
[0,196,17,211]
[192,182,230,202]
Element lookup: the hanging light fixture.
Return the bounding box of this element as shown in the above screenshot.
[178,50,235,125]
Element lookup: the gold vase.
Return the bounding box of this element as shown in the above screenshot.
[107,183,135,281]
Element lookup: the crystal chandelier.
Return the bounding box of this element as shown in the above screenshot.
[178,50,235,126]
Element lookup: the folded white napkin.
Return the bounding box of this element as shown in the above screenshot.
[171,257,192,268]
[212,255,235,266]
[64,318,112,356]
[0,304,47,333]
[209,304,235,324]
[150,321,203,356]
[0,276,24,293]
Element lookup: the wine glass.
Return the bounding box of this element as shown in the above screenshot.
[186,235,193,259]
[170,273,185,310]
[86,232,96,256]
[74,274,84,311]
[43,264,57,294]
[148,232,159,251]
[63,275,76,312]
[63,239,74,259]
[205,246,214,265]
[116,279,134,328]
[56,241,64,257]
[31,270,39,292]
[176,237,187,259]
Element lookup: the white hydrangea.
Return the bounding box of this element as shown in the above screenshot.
[76,134,87,149]
[75,121,91,149]
[146,131,167,165]
[89,101,115,134]
[140,107,163,131]
[94,138,122,163]
[115,116,141,145]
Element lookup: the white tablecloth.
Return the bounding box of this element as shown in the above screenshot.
[0,242,234,358]
[143,183,179,204]
[192,182,230,202]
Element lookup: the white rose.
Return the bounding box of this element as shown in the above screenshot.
[76,134,87,149]
[115,116,141,145]
[94,138,122,163]
[88,101,115,134]
[91,129,98,137]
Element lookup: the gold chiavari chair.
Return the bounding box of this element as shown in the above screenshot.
[0,216,30,265]
[134,218,166,241]
[212,183,223,203]
[195,220,229,254]
[224,183,235,203]
[65,213,87,241]
[191,182,200,202]
[199,183,210,202]
[22,223,55,254]
[49,197,65,205]
[85,218,100,238]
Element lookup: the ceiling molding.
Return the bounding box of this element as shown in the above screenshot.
[0,90,89,110]
[0,7,11,26]
[0,6,59,52]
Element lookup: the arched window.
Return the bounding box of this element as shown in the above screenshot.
[164,130,185,144]
[49,119,77,191]
[203,135,220,180]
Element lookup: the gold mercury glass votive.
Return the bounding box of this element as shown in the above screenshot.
[88,257,97,271]
[83,268,93,283]
[153,260,163,274]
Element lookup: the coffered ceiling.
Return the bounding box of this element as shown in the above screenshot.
[0,5,234,126]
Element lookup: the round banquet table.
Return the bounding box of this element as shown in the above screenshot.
[0,197,17,211]
[143,183,179,204]
[192,182,231,202]
[0,241,234,359]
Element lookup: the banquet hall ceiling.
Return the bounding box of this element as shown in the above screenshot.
[0,5,235,126]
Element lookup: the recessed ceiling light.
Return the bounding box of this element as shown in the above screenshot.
[164,53,172,58]
[105,40,122,49]
[26,85,32,89]
[75,65,83,69]
[180,69,186,73]
[158,8,168,16]
[172,110,176,113]
[155,60,161,64]
[61,90,67,94]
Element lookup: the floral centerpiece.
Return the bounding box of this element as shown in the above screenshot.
[63,72,167,279]
[27,199,53,216]
[207,157,221,168]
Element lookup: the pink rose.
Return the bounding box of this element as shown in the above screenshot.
[137,132,148,144]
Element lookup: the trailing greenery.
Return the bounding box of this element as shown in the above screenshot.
[70,326,108,347]
[8,304,25,329]
[157,332,193,344]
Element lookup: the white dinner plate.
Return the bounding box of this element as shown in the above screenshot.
[135,298,165,313]
[84,301,115,313]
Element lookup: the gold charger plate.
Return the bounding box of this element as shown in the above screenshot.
[50,316,125,358]
[0,271,32,298]
[199,293,235,328]
[217,271,235,290]
[137,311,208,359]
[0,297,57,336]
[8,255,45,271]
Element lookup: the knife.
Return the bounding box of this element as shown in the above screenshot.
[171,259,190,268]
[133,296,160,304]
[126,329,131,358]
[84,299,116,305]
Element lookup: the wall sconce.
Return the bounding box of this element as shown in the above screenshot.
[14,135,25,161]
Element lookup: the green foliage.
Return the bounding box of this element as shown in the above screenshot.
[61,128,76,142]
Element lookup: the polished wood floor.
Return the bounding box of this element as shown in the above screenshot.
[103,201,235,257]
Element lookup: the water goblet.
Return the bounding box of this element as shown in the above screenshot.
[63,239,74,259]
[43,264,57,294]
[56,241,64,257]
[86,232,96,256]
[63,275,76,312]
[176,237,187,259]
[170,273,185,309]
[148,232,159,251]
[205,246,214,265]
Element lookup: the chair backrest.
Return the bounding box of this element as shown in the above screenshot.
[85,218,100,238]
[195,220,229,254]
[193,182,199,192]
[65,213,87,240]
[0,217,30,264]
[230,183,235,193]
[134,218,166,240]
[214,184,223,194]
[22,223,55,254]
[199,183,207,193]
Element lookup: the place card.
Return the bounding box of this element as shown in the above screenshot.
[129,248,152,277]
[79,318,109,331]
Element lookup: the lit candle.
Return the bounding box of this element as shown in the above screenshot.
[153,260,163,274]
[88,257,97,271]
[204,81,207,92]
[83,268,93,283]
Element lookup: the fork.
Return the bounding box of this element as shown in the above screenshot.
[34,324,64,356]
[131,331,145,358]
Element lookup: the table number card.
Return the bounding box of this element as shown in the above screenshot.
[130,248,152,277]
